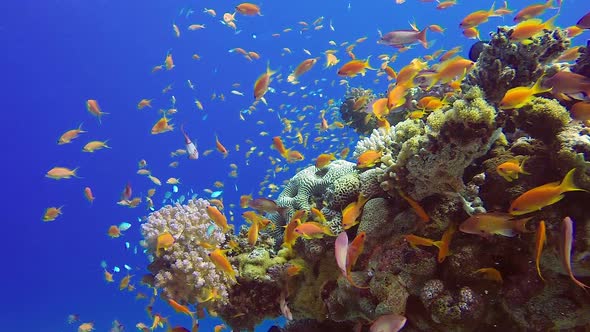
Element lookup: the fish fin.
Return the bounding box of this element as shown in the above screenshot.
[514,217,533,233]
[495,228,517,237]
[417,28,428,49]
[431,240,443,249]
[560,168,587,193]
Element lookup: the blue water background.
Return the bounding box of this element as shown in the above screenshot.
[1,0,588,330]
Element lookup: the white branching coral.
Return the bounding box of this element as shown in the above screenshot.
[141,199,234,304]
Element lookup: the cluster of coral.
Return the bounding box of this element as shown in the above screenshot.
[141,25,590,332]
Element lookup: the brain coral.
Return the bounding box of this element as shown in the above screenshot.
[141,199,234,304]
[270,160,359,236]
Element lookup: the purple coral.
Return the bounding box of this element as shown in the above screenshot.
[141,199,234,304]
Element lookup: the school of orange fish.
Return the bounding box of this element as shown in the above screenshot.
[42,1,590,331]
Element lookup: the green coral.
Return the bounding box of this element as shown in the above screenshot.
[513,97,571,142]
[237,248,286,281]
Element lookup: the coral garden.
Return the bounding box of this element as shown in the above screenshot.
[140,25,590,331]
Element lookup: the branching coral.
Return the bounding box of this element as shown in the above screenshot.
[141,199,233,304]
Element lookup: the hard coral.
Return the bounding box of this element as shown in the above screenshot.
[374,87,500,200]
[141,199,233,304]
[572,40,590,78]
[464,25,569,103]
[512,97,570,142]
[271,160,359,238]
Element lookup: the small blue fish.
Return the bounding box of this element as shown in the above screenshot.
[125,242,130,249]
[207,223,216,237]
[173,185,179,193]
[124,264,131,271]
[119,222,132,231]
[164,192,172,199]
[114,266,120,273]
[179,195,186,203]
[211,190,223,198]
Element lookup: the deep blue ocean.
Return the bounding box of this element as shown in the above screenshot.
[2,0,587,331]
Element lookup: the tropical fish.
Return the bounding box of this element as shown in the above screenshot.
[288,58,318,84]
[514,0,558,22]
[137,99,153,110]
[398,190,430,223]
[378,25,428,49]
[236,3,261,16]
[356,150,382,168]
[577,11,590,29]
[215,135,229,158]
[570,101,590,121]
[509,16,557,42]
[337,57,375,77]
[460,212,531,237]
[342,194,369,229]
[474,267,503,283]
[499,76,550,109]
[254,62,276,100]
[509,168,586,215]
[46,167,78,180]
[370,314,407,332]
[179,125,198,160]
[560,217,590,290]
[496,156,530,182]
[84,187,95,203]
[544,71,590,99]
[151,115,174,134]
[535,220,546,281]
[294,221,333,239]
[82,140,110,152]
[206,206,231,232]
[43,206,63,221]
[58,123,86,144]
[315,153,336,168]
[86,99,108,123]
[459,3,500,29]
[208,248,237,282]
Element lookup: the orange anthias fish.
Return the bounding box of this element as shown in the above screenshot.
[209,248,237,283]
[288,58,318,84]
[108,225,122,238]
[272,136,289,158]
[509,168,587,215]
[206,206,231,232]
[459,3,500,29]
[294,222,333,239]
[460,212,531,238]
[215,135,229,158]
[137,99,153,110]
[499,76,551,109]
[509,16,558,42]
[496,156,530,182]
[236,3,262,16]
[156,232,175,257]
[544,71,590,99]
[283,218,302,249]
[560,217,590,290]
[345,232,368,288]
[514,0,558,22]
[337,57,375,77]
[58,123,86,144]
[151,115,174,134]
[356,150,382,168]
[43,206,63,221]
[247,217,260,245]
[397,190,430,223]
[239,194,253,208]
[570,101,590,121]
[86,99,108,123]
[421,56,475,89]
[84,186,95,203]
[315,153,336,169]
[535,220,546,281]
[474,267,503,283]
[46,166,79,180]
[165,53,174,70]
[341,194,369,230]
[254,63,277,101]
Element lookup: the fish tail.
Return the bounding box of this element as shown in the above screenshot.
[559,168,587,194]
[514,217,533,233]
[364,56,376,71]
[418,28,428,49]
[545,14,559,29]
[432,240,443,249]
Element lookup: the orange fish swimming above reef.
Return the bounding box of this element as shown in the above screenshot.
[509,168,587,215]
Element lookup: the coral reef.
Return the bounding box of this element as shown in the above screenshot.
[141,199,233,304]
[464,25,570,103]
[572,40,590,78]
[272,160,360,236]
